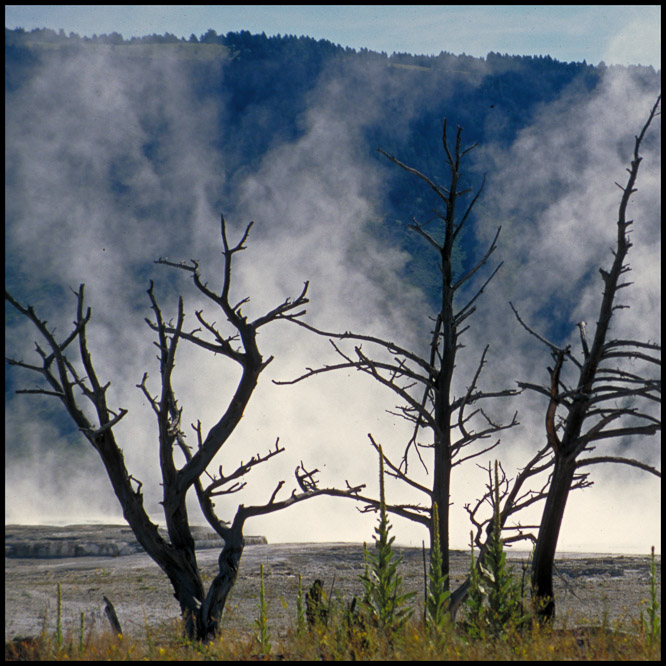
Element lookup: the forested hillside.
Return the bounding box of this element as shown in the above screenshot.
[5,26,660,550]
[10,26,657,305]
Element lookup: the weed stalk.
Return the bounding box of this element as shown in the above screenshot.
[643,545,661,646]
[79,611,85,655]
[254,562,271,656]
[296,572,306,635]
[55,581,63,648]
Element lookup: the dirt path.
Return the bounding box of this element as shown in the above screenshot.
[5,542,659,641]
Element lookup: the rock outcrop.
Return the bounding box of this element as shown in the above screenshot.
[5,524,267,559]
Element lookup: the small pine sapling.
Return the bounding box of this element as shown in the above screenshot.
[425,501,450,634]
[463,461,527,639]
[305,578,329,629]
[483,462,526,637]
[462,532,486,639]
[360,443,415,635]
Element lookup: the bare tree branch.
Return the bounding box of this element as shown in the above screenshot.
[512,95,662,621]
[575,455,661,477]
[278,120,518,598]
[4,214,352,642]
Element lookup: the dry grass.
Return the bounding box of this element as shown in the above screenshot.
[6,542,660,660]
[5,600,661,661]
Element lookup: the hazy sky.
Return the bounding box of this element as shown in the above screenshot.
[5,4,661,67]
[5,11,661,554]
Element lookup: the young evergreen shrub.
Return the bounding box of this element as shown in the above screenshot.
[360,444,415,636]
[305,578,328,628]
[463,530,487,639]
[425,501,450,634]
[463,461,527,639]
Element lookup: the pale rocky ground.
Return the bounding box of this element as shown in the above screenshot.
[5,524,266,558]
[5,525,660,641]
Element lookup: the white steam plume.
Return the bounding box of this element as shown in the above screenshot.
[5,49,660,553]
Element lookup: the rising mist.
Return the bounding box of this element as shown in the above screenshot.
[5,38,660,553]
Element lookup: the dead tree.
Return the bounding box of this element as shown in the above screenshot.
[276,120,519,593]
[450,445,589,618]
[103,595,123,636]
[510,96,661,620]
[5,215,364,642]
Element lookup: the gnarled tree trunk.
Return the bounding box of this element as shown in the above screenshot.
[530,455,576,618]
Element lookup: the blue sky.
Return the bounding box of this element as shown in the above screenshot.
[5,5,661,68]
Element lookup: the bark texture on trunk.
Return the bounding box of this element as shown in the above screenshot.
[531,456,576,619]
[199,529,245,641]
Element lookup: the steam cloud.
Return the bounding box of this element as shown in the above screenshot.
[5,48,660,553]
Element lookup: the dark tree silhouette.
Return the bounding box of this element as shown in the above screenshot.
[276,120,519,596]
[510,95,661,620]
[5,215,364,641]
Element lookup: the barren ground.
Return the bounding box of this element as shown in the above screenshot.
[5,535,660,641]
